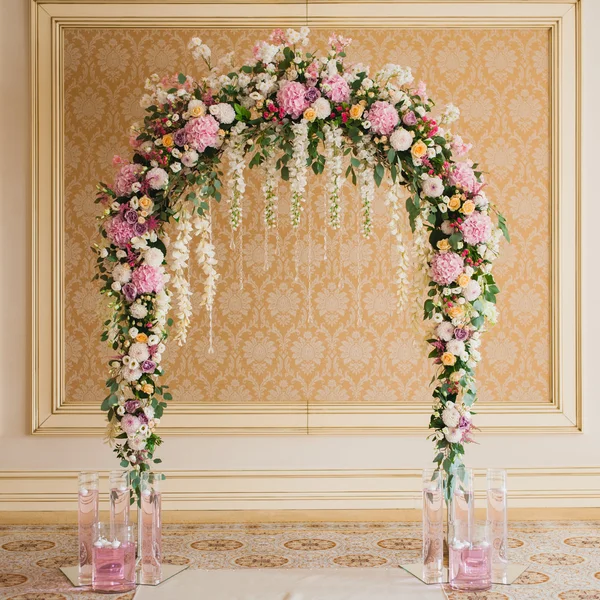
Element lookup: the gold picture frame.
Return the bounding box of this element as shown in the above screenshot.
[30,0,581,436]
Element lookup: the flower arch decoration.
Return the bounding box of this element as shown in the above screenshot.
[95,28,508,499]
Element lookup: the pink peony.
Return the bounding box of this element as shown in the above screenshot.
[367,101,399,136]
[184,115,220,152]
[114,163,143,197]
[463,280,482,302]
[460,212,493,246]
[431,252,464,285]
[121,414,141,435]
[131,264,164,294]
[422,177,444,198]
[145,167,169,190]
[277,81,309,119]
[323,74,350,104]
[449,161,479,194]
[106,216,135,248]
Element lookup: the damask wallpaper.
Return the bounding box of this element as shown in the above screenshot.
[63,28,550,407]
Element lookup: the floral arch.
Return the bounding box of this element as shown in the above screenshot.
[95,28,508,498]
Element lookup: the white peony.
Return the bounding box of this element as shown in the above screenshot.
[444,427,463,443]
[441,402,461,427]
[112,263,131,284]
[463,280,482,302]
[122,366,142,382]
[422,176,444,198]
[129,342,150,363]
[436,321,455,342]
[209,103,236,124]
[181,150,199,167]
[390,128,412,151]
[446,339,465,356]
[143,247,164,268]
[313,97,331,119]
[129,303,148,319]
[144,406,155,420]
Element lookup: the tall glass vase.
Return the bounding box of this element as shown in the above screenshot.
[109,471,130,537]
[78,472,99,586]
[140,472,163,584]
[487,469,508,580]
[422,468,444,578]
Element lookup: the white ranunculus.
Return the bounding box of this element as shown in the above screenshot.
[111,281,122,292]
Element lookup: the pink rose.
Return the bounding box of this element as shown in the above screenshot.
[131,264,164,294]
[184,115,220,152]
[367,101,399,136]
[323,74,350,104]
[277,81,309,119]
[431,252,464,285]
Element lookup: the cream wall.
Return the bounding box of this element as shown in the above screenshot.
[0,0,598,510]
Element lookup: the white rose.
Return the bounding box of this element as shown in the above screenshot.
[313,97,331,119]
[111,281,122,292]
[99,248,109,258]
[444,428,463,443]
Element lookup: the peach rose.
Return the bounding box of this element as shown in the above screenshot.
[437,239,451,252]
[135,333,148,343]
[162,134,174,148]
[303,107,317,122]
[411,140,428,158]
[461,200,475,215]
[349,104,364,119]
[457,273,470,288]
[441,352,457,366]
[447,305,465,319]
[142,383,154,395]
[139,195,153,211]
[448,195,462,211]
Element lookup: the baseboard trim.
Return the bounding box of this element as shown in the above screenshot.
[0,467,598,511]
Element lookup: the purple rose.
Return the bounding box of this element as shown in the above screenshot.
[173,128,187,147]
[454,327,470,341]
[305,86,321,103]
[459,415,471,428]
[402,110,417,126]
[133,222,147,237]
[124,400,140,414]
[123,282,138,302]
[124,209,138,225]
[138,412,149,425]
[141,360,156,373]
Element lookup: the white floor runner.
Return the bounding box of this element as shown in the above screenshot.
[134,567,447,600]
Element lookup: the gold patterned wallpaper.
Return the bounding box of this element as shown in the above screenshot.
[63,28,550,407]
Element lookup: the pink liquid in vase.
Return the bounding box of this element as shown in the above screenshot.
[141,490,162,584]
[92,541,136,593]
[449,543,492,591]
[78,487,99,585]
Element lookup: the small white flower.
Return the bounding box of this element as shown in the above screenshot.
[99,248,108,258]
[116,249,127,259]
[111,201,120,211]
[131,182,142,193]
[129,327,139,339]
[170,162,182,173]
[147,334,160,346]
[116,406,125,416]
[111,281,122,292]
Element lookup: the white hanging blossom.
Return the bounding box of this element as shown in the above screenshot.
[411,213,433,324]
[323,124,344,230]
[385,183,411,310]
[170,203,194,346]
[262,153,278,230]
[225,125,247,232]
[356,137,376,238]
[289,120,309,228]
[193,213,219,311]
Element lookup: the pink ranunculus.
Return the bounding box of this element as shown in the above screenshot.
[114,163,143,197]
[449,161,479,194]
[277,81,309,119]
[131,264,164,294]
[323,74,350,104]
[106,216,135,248]
[430,251,464,286]
[460,212,493,246]
[184,115,220,153]
[367,101,399,136]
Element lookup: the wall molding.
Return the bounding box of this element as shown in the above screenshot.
[1,467,598,511]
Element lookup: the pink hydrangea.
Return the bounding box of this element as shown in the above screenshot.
[106,216,135,248]
[431,251,464,285]
[460,212,493,246]
[323,74,350,104]
[114,163,143,197]
[131,264,164,294]
[449,161,479,194]
[277,81,309,119]
[367,101,399,136]
[184,115,220,152]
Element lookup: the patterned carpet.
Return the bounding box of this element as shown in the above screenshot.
[1,520,599,599]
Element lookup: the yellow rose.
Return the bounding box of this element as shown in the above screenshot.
[142,384,154,395]
[162,134,174,148]
[303,107,317,122]
[139,195,153,211]
[448,195,461,211]
[349,104,364,120]
[411,140,428,158]
[457,273,470,288]
[189,105,205,118]
[135,333,148,343]
[461,200,475,215]
[437,239,451,252]
[447,305,464,319]
[441,352,457,366]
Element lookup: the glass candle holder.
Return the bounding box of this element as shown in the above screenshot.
[109,470,130,536]
[78,471,99,586]
[92,522,136,593]
[449,520,492,591]
[422,468,444,577]
[487,469,509,580]
[140,471,163,584]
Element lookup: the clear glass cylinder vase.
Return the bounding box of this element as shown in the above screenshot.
[422,468,444,578]
[109,470,131,537]
[78,471,99,586]
[487,468,508,580]
[449,520,492,591]
[140,471,163,584]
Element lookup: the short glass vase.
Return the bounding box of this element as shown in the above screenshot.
[449,520,492,592]
[92,522,136,593]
